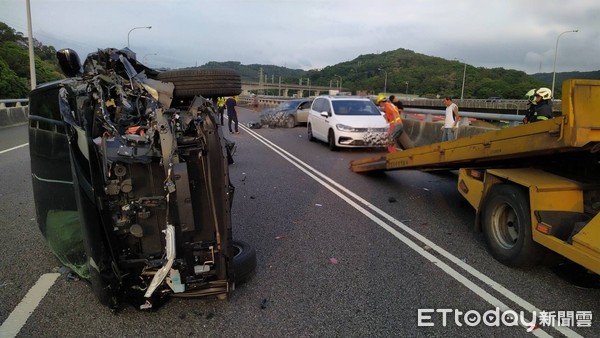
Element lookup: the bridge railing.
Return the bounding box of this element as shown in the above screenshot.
[237,95,524,127]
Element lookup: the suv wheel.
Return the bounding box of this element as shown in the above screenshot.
[232,240,257,284]
[157,68,241,99]
[328,129,338,151]
[307,124,315,141]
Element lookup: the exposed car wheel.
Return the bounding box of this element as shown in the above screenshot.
[156,68,241,99]
[307,124,315,142]
[481,184,544,267]
[286,115,296,128]
[328,129,338,151]
[232,240,257,285]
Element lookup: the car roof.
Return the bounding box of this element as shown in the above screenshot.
[317,95,371,101]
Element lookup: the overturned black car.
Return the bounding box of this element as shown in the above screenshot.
[28,48,255,310]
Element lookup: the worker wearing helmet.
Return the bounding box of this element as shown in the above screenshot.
[217,97,226,125]
[524,87,553,123]
[522,89,537,124]
[376,94,413,153]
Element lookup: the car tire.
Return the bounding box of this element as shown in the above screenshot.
[328,129,338,151]
[156,68,241,99]
[481,184,545,268]
[286,115,296,128]
[232,240,257,285]
[307,124,315,142]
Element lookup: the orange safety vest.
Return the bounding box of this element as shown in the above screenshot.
[383,102,402,125]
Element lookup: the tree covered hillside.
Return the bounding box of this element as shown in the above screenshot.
[0,22,64,99]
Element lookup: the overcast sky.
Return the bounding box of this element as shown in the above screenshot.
[1,0,599,75]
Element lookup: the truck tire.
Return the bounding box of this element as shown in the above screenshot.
[156,68,241,99]
[481,184,545,267]
[232,240,257,285]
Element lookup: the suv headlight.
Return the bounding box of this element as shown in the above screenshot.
[336,124,359,132]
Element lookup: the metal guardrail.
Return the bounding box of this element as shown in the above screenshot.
[0,99,29,108]
[403,108,523,127]
[238,95,524,127]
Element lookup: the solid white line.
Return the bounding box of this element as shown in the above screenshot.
[0,273,60,337]
[0,143,28,155]
[240,123,582,337]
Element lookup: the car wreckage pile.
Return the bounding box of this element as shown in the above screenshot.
[29,48,255,310]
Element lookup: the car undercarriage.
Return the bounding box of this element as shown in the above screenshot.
[29,48,255,310]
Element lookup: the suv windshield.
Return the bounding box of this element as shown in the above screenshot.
[332,100,380,116]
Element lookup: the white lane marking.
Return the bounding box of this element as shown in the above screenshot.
[0,143,29,155]
[0,273,60,337]
[240,123,582,337]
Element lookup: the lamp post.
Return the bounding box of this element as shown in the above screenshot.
[127,26,152,48]
[460,61,466,100]
[334,75,342,93]
[377,68,387,95]
[551,29,578,98]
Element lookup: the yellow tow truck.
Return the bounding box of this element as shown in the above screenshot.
[351,79,600,274]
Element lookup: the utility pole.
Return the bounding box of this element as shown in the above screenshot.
[26,0,36,89]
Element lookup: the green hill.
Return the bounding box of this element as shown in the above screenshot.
[0,22,64,99]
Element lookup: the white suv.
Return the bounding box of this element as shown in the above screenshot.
[307,96,388,150]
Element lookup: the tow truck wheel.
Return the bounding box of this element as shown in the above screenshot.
[481,184,545,267]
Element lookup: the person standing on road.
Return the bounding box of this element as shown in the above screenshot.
[226,96,240,134]
[217,96,226,125]
[376,95,413,153]
[442,96,459,141]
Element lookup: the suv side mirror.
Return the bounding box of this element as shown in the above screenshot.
[320,111,329,118]
[56,48,82,77]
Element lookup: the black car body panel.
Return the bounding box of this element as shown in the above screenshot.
[28,48,250,310]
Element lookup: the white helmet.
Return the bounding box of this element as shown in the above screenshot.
[535,87,552,100]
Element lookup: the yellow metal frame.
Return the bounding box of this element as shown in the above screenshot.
[352,80,600,274]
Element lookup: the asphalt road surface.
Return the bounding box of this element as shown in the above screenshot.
[0,107,598,337]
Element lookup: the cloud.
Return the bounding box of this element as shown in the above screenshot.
[1,0,598,74]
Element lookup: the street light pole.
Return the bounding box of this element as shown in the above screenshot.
[26,0,36,89]
[461,61,466,100]
[378,68,387,95]
[334,75,342,93]
[127,26,152,48]
[551,29,578,98]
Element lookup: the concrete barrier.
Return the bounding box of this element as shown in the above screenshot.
[0,105,29,128]
[403,119,499,147]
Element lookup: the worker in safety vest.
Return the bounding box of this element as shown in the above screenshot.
[376,94,413,153]
[217,97,226,125]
